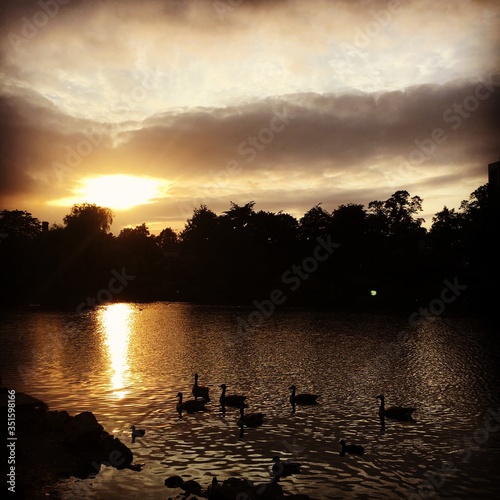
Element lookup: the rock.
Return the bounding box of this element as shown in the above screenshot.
[165,475,185,488]
[97,434,134,469]
[181,479,203,495]
[47,410,71,431]
[0,388,134,499]
[63,411,104,448]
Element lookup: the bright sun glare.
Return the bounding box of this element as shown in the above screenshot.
[49,174,168,210]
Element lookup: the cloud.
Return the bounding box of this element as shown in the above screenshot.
[1,76,498,230]
[1,0,498,230]
[1,0,498,121]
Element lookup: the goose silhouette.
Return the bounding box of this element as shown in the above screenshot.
[289,385,320,405]
[376,394,416,420]
[176,392,207,417]
[271,456,301,480]
[130,425,145,443]
[237,406,265,428]
[219,384,247,408]
[339,439,365,456]
[192,373,210,401]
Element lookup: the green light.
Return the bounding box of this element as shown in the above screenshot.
[370,290,377,297]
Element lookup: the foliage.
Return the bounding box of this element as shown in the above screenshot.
[1,184,498,313]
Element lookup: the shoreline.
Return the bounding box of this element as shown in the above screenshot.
[1,386,314,499]
[1,386,134,499]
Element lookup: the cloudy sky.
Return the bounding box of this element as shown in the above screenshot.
[1,0,499,234]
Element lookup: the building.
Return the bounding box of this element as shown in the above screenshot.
[488,159,500,213]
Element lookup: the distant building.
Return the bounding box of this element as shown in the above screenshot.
[488,159,500,213]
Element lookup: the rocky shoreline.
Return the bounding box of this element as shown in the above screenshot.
[1,387,314,499]
[1,386,134,499]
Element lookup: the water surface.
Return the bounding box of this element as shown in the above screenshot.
[1,303,499,499]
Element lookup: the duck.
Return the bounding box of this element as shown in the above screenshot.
[339,439,365,456]
[192,373,210,401]
[376,394,416,420]
[130,425,145,443]
[176,392,208,416]
[219,384,247,408]
[271,456,301,480]
[237,406,265,428]
[289,385,320,405]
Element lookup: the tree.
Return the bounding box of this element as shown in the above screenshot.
[180,205,219,246]
[63,203,114,235]
[221,201,256,230]
[367,190,425,237]
[0,210,41,239]
[155,227,179,254]
[299,203,333,242]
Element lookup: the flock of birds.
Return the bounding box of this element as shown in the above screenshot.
[130,374,417,479]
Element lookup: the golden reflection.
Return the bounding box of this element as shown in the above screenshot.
[98,303,134,399]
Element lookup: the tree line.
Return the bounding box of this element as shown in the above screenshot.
[0,185,498,314]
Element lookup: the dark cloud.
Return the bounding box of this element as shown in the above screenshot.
[116,76,500,176]
[1,76,498,228]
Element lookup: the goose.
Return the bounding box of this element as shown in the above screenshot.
[339,439,365,456]
[289,385,320,405]
[237,406,265,428]
[130,425,145,443]
[376,394,416,420]
[176,392,207,416]
[206,477,219,499]
[219,384,247,408]
[271,456,301,480]
[192,373,210,401]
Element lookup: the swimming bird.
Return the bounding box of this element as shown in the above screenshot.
[376,394,416,420]
[237,406,265,428]
[339,439,365,456]
[289,385,320,405]
[271,456,301,480]
[176,392,207,417]
[192,373,210,401]
[219,384,247,408]
[130,425,145,443]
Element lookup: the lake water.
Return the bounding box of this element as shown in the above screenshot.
[1,302,499,499]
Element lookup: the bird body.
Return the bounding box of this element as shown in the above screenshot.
[192,373,210,401]
[271,456,301,480]
[177,392,207,416]
[339,439,365,456]
[376,394,416,420]
[130,425,145,442]
[289,385,320,405]
[219,384,247,408]
[237,406,265,428]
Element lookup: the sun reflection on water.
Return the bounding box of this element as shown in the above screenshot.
[98,303,135,399]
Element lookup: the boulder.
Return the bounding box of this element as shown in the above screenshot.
[165,475,185,488]
[63,411,104,448]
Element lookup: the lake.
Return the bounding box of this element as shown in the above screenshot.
[1,302,499,499]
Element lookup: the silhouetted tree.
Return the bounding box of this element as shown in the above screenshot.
[367,190,424,238]
[155,227,179,254]
[0,209,42,239]
[299,203,333,243]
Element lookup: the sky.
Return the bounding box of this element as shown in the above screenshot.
[0,0,499,234]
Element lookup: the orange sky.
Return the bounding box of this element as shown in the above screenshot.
[0,0,499,234]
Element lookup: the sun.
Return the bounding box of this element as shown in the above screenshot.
[49,175,169,210]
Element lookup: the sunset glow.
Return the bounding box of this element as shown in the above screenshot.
[0,0,498,233]
[49,175,169,210]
